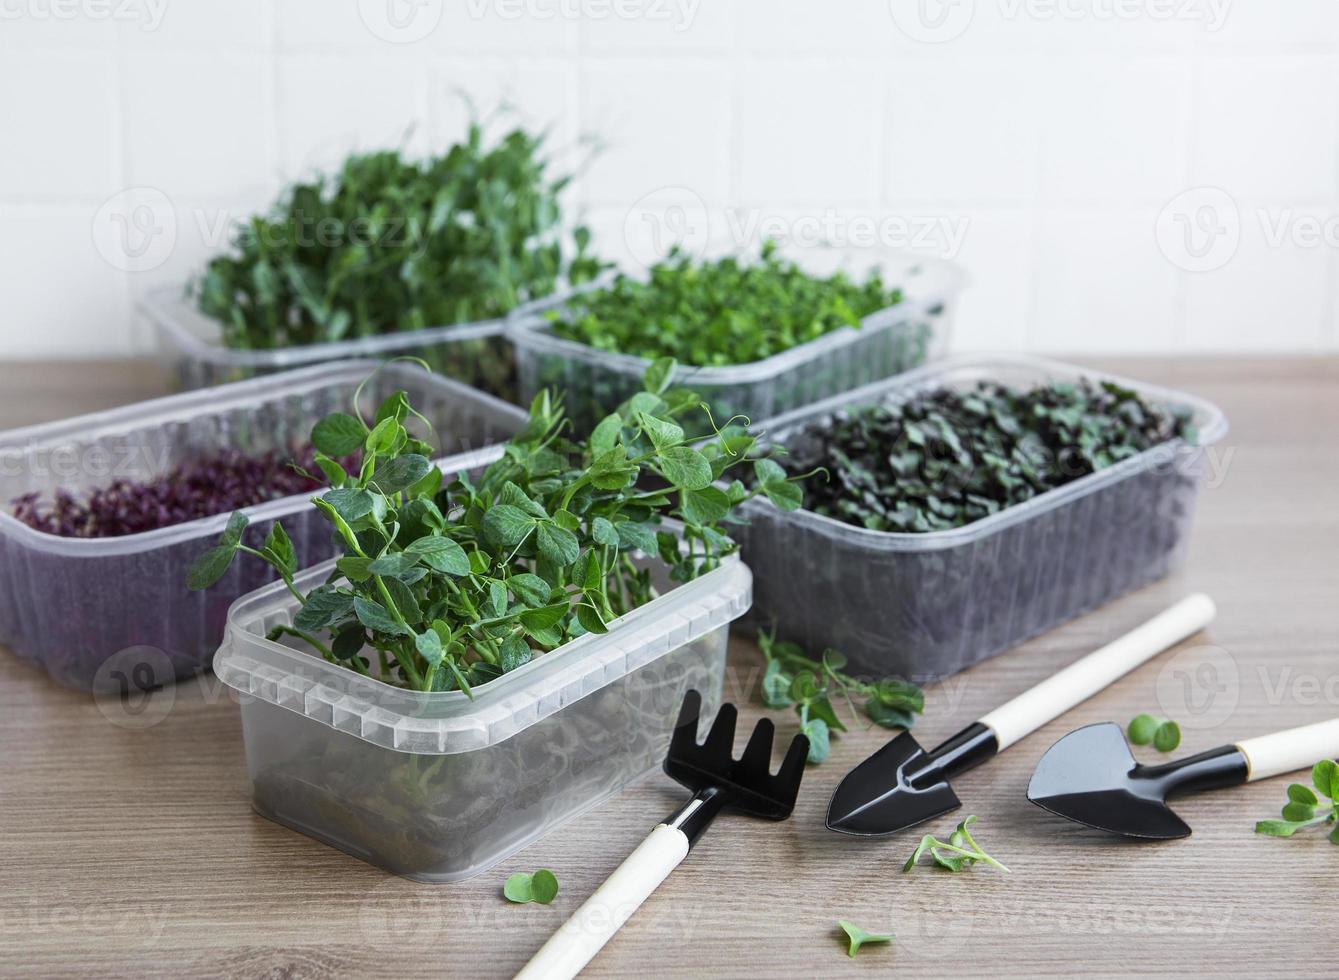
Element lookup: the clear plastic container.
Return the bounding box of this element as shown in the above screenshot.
[507,254,965,431]
[733,354,1229,682]
[212,550,749,882]
[0,361,526,691]
[142,285,518,401]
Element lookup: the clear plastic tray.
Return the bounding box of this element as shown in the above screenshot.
[0,361,526,691]
[212,550,749,882]
[142,285,519,400]
[733,354,1229,682]
[507,254,965,431]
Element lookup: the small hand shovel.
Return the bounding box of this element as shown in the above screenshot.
[827,594,1216,837]
[514,690,809,980]
[1028,717,1339,839]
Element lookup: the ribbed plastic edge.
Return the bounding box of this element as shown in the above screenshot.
[214,554,752,756]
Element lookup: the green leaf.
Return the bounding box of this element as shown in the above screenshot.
[802,717,830,764]
[367,553,419,577]
[1313,759,1338,800]
[1330,823,1339,845]
[503,869,558,904]
[373,454,432,495]
[482,505,535,549]
[1153,720,1181,752]
[330,625,366,660]
[615,520,659,555]
[415,628,445,668]
[383,576,422,623]
[529,869,559,904]
[186,544,237,590]
[1282,801,1319,822]
[837,920,892,958]
[637,411,684,451]
[262,522,296,575]
[576,602,608,634]
[657,446,713,490]
[293,586,355,632]
[354,596,407,636]
[643,356,675,395]
[1288,784,1319,806]
[681,486,731,525]
[311,412,366,456]
[761,660,793,709]
[590,516,619,547]
[536,522,580,566]
[405,535,470,576]
[805,695,847,734]
[1255,819,1306,838]
[520,602,569,633]
[219,510,250,549]
[589,414,623,456]
[788,671,819,703]
[865,699,917,731]
[323,488,375,522]
[502,873,533,904]
[499,635,533,672]
[337,556,373,582]
[761,479,803,512]
[752,458,786,486]
[1128,714,1160,745]
[508,573,552,607]
[365,417,401,454]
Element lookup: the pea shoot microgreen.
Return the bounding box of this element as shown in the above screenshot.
[187,358,805,696]
[836,920,894,958]
[1255,759,1339,843]
[504,869,559,904]
[903,816,1009,873]
[757,627,924,764]
[1128,713,1182,752]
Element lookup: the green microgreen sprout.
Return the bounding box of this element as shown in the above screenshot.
[504,869,560,904]
[836,920,894,958]
[187,357,805,696]
[546,240,906,368]
[757,627,924,764]
[1255,759,1339,843]
[903,816,1009,873]
[1128,713,1182,753]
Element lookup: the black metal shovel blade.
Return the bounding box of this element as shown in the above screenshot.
[826,731,962,837]
[1027,723,1192,840]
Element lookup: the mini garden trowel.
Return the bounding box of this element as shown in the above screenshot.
[827,593,1216,837]
[1028,717,1339,839]
[515,689,809,980]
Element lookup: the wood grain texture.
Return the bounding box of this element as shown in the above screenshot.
[1,357,1337,979]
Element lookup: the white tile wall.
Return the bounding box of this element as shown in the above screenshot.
[0,1,1336,358]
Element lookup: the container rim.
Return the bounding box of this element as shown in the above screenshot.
[0,360,524,556]
[505,252,966,385]
[738,352,1230,552]
[212,539,752,754]
[141,284,515,367]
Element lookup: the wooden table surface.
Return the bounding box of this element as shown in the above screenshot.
[2,357,1336,979]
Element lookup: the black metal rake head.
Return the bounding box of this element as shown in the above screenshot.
[664,689,809,821]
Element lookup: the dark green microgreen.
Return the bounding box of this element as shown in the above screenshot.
[903,816,1009,873]
[1128,713,1182,753]
[757,627,924,764]
[837,920,894,958]
[503,869,559,904]
[195,118,604,399]
[1255,759,1339,842]
[770,378,1197,533]
[186,360,804,695]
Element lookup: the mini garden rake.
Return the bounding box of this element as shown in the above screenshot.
[514,689,809,980]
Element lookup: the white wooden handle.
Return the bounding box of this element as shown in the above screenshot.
[979,594,1216,751]
[514,824,689,980]
[1238,719,1339,782]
